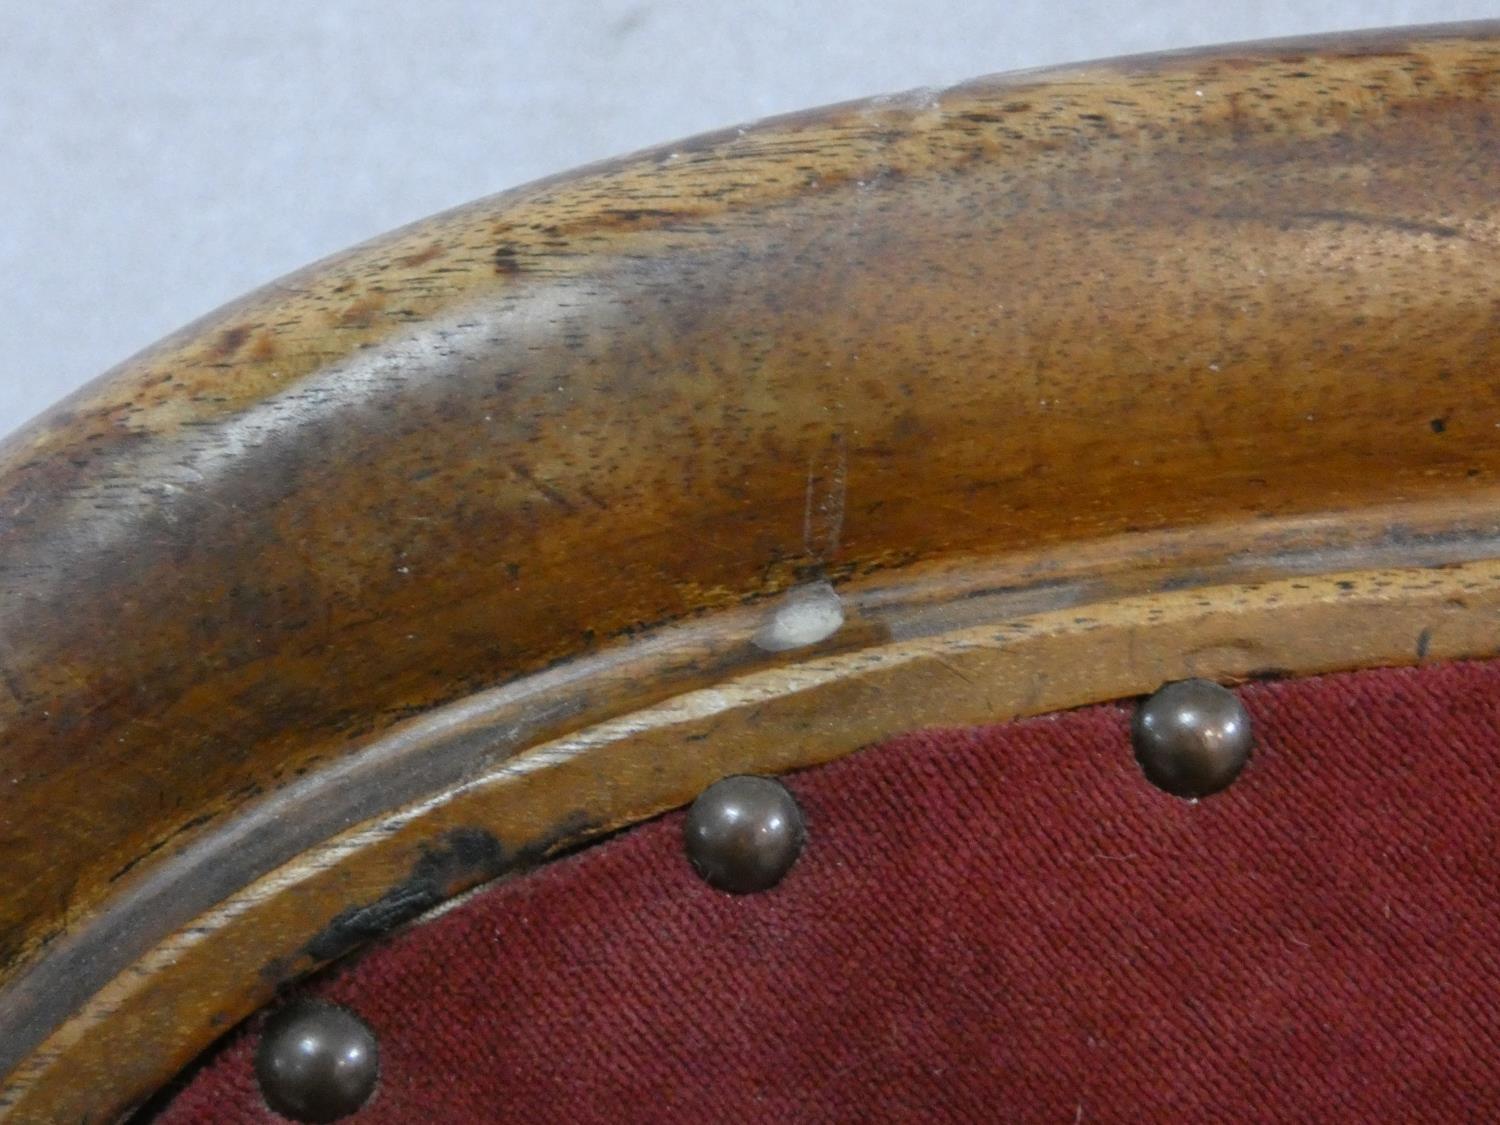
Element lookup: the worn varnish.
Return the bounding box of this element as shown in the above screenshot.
[2,22,1500,1122]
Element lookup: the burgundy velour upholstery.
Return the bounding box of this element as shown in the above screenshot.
[160,662,1500,1122]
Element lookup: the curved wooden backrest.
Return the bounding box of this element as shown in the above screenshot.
[2,21,1499,1122]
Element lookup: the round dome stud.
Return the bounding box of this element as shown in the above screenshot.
[254,1000,380,1123]
[1132,678,1253,798]
[683,775,806,893]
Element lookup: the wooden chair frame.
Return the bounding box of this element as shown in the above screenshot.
[2,22,1498,1120]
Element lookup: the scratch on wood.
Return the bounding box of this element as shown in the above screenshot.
[803,432,847,563]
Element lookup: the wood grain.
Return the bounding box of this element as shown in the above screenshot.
[1,21,1499,1121]
[13,557,1500,1122]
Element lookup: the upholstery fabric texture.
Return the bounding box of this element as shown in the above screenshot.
[158,661,1500,1122]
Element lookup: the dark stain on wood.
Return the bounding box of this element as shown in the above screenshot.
[302,828,509,964]
[302,816,595,966]
[212,326,251,358]
[493,243,523,274]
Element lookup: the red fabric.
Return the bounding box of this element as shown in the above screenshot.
[160,661,1500,1123]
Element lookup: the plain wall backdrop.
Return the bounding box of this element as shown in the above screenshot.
[1,2,1492,437]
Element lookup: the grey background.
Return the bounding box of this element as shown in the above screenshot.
[1,2,1492,438]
